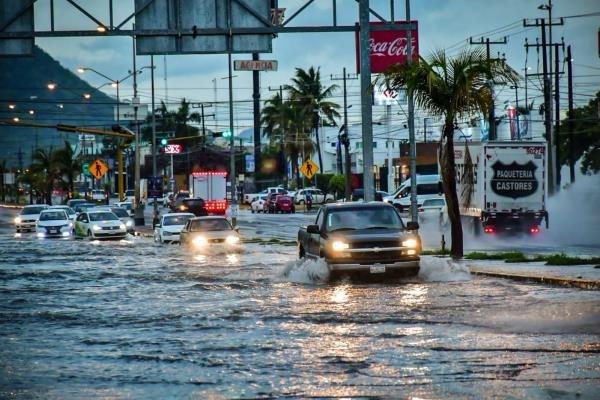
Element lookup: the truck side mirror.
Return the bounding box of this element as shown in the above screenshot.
[307,224,320,234]
[406,221,419,230]
[438,182,443,196]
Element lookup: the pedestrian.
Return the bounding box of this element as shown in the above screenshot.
[305,191,313,212]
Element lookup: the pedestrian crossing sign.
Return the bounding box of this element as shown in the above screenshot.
[300,159,318,180]
[89,159,108,180]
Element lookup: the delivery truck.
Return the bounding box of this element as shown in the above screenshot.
[188,171,228,215]
[453,141,548,235]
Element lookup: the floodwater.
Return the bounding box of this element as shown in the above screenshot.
[1,209,599,399]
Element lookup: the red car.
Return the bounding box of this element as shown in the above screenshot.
[274,195,295,213]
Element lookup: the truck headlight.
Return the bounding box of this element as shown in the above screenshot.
[402,238,418,248]
[14,217,21,224]
[192,236,208,247]
[332,240,349,251]
[225,235,240,245]
[92,225,101,231]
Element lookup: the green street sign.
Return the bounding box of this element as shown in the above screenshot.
[82,162,91,176]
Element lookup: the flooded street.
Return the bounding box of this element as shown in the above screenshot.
[1,208,599,399]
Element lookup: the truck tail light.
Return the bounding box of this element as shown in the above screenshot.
[418,207,424,212]
[529,227,540,234]
[484,226,495,234]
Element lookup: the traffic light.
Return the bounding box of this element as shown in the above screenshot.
[161,138,168,145]
[222,129,231,139]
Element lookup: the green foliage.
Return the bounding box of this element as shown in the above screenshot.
[315,173,334,193]
[421,248,451,256]
[464,251,600,266]
[465,251,528,262]
[558,91,600,175]
[328,174,345,197]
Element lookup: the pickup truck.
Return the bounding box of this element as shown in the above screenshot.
[297,203,421,279]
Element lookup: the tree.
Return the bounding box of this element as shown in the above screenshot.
[53,141,81,199]
[285,67,340,172]
[31,148,58,205]
[383,49,517,258]
[558,91,600,175]
[328,174,346,199]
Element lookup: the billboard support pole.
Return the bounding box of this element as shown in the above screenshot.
[359,0,374,202]
[406,0,417,224]
[227,0,238,226]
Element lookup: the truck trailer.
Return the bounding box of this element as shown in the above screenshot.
[453,141,548,235]
[188,171,228,215]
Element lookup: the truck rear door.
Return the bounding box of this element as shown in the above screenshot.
[484,143,546,212]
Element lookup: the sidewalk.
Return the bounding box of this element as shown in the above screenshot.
[466,260,600,290]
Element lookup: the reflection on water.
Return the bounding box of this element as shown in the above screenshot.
[0,232,598,399]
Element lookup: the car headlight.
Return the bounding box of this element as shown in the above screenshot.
[126,220,133,227]
[68,222,73,228]
[62,231,71,237]
[402,238,418,248]
[14,217,21,224]
[92,225,101,231]
[179,205,187,210]
[119,224,126,230]
[36,232,45,238]
[192,236,208,247]
[331,240,349,251]
[225,235,240,245]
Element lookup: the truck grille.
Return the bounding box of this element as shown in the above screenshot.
[346,250,407,264]
[351,240,400,249]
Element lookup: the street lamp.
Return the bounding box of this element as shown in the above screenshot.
[12,117,19,122]
[47,82,57,90]
[82,93,91,100]
[28,109,34,115]
[8,104,15,110]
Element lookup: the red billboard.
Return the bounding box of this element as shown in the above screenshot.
[356,21,419,73]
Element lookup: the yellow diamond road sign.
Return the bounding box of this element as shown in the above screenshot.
[300,159,318,180]
[89,159,109,180]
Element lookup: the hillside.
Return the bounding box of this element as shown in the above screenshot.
[0,45,115,167]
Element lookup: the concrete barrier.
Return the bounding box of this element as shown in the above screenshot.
[469,267,600,290]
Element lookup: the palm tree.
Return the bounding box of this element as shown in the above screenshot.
[285,67,340,172]
[174,98,201,138]
[53,141,81,199]
[18,169,45,204]
[383,48,517,258]
[31,148,57,205]
[261,93,290,185]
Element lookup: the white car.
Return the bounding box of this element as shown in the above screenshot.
[294,188,334,204]
[243,186,286,204]
[250,195,268,213]
[35,209,74,239]
[74,210,127,240]
[124,189,135,203]
[114,201,134,217]
[384,175,443,212]
[94,206,135,233]
[48,205,77,222]
[179,216,241,251]
[418,198,446,223]
[90,189,107,203]
[14,204,49,232]
[154,212,195,243]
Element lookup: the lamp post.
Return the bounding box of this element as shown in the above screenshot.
[510,85,521,139]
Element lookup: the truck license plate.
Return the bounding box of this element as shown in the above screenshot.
[370,265,386,274]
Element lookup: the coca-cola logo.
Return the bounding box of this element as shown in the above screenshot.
[369,37,416,57]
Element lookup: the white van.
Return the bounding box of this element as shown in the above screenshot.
[384,174,443,212]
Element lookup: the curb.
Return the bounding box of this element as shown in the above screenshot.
[469,268,600,290]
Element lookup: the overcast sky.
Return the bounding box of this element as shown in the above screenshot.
[30,0,600,132]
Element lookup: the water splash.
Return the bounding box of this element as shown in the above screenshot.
[418,256,471,282]
[278,257,330,284]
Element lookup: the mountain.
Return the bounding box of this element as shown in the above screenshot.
[0,45,115,167]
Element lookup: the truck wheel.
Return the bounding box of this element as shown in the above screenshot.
[299,245,305,259]
[473,217,481,237]
[251,208,255,214]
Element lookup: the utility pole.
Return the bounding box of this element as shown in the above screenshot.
[469,36,507,141]
[268,85,287,188]
[226,1,237,226]
[359,0,374,202]
[567,45,575,183]
[385,104,394,193]
[554,42,563,190]
[252,52,262,174]
[405,0,418,223]
[151,55,158,228]
[132,29,144,226]
[331,68,358,200]
[524,15,564,195]
[199,103,214,144]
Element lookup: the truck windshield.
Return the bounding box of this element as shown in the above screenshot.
[327,208,404,231]
[163,215,193,226]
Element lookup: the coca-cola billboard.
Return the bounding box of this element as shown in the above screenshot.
[356,21,419,73]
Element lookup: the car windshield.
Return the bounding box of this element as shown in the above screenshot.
[326,207,404,231]
[76,204,95,211]
[424,199,445,207]
[111,208,130,218]
[21,206,46,215]
[39,211,67,221]
[189,218,232,231]
[89,212,119,222]
[118,203,132,210]
[163,215,193,226]
[51,207,75,215]
[125,190,134,196]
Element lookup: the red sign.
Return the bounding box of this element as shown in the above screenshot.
[163,144,182,154]
[356,21,419,73]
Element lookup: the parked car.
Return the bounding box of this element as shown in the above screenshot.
[35,209,73,239]
[418,198,446,224]
[48,205,77,222]
[124,189,135,203]
[274,195,295,213]
[154,212,195,243]
[244,186,286,204]
[297,202,421,280]
[294,188,334,204]
[179,216,241,250]
[383,175,443,212]
[179,198,208,217]
[350,189,387,202]
[66,198,88,209]
[251,194,268,213]
[74,210,127,240]
[163,192,174,208]
[14,204,49,232]
[263,193,279,213]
